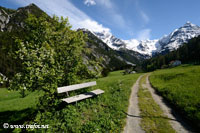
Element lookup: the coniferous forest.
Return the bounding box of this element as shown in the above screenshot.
[142,36,200,71]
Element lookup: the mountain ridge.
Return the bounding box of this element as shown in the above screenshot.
[93,22,200,57]
[0,4,142,78]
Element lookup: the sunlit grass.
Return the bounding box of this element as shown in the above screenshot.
[138,74,175,133]
[0,70,142,132]
[150,65,200,128]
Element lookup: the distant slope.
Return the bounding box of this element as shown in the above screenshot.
[0,4,134,79]
[81,29,127,72]
[142,35,200,71]
[93,30,154,57]
[93,22,200,57]
[81,29,143,67]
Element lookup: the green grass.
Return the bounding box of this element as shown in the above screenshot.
[0,71,142,132]
[0,88,42,132]
[138,74,175,133]
[0,88,41,112]
[150,65,200,128]
[64,70,142,132]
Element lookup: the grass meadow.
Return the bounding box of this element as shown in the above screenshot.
[150,65,200,128]
[0,71,141,132]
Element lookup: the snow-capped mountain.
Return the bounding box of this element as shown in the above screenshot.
[93,22,200,57]
[124,39,159,56]
[93,30,126,50]
[156,21,200,54]
[93,30,158,56]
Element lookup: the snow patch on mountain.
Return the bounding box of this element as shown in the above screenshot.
[157,21,200,53]
[93,30,126,50]
[94,30,159,56]
[124,39,159,56]
[92,21,200,57]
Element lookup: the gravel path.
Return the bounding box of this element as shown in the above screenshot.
[146,74,196,133]
[123,74,196,133]
[123,75,145,133]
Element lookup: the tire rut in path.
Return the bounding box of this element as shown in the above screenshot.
[123,75,145,133]
[146,74,196,133]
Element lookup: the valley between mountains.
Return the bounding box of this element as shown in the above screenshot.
[0,3,200,132]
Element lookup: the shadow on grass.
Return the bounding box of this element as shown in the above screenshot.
[123,110,199,132]
[0,108,36,132]
[122,110,177,121]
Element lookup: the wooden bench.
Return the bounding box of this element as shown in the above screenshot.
[57,81,104,104]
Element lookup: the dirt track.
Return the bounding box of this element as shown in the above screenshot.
[123,75,145,133]
[146,74,195,133]
[123,74,196,133]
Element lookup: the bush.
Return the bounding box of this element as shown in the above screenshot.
[9,14,96,131]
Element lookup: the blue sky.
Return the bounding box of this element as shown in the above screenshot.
[0,0,200,40]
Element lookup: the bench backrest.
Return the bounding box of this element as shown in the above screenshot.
[57,81,96,94]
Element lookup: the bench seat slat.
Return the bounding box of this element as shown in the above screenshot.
[62,89,104,103]
[57,81,96,93]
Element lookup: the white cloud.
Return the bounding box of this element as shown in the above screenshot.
[84,0,96,6]
[134,0,150,24]
[78,19,110,32]
[113,14,126,28]
[96,0,112,8]
[12,0,110,33]
[140,11,149,24]
[95,0,126,29]
[137,29,151,40]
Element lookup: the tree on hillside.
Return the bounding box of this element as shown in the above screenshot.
[8,14,97,132]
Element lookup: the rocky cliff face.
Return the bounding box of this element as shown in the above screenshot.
[0,7,12,31]
[0,4,46,32]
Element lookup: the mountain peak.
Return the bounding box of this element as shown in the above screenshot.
[183,21,196,27]
[26,3,38,8]
[17,3,43,13]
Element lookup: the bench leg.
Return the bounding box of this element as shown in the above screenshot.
[66,92,69,97]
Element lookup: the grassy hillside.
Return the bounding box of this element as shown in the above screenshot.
[0,71,141,132]
[0,89,41,132]
[150,65,200,128]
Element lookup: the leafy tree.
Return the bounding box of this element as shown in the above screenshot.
[9,14,96,131]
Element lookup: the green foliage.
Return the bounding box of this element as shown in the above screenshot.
[150,65,200,128]
[34,71,141,132]
[6,13,98,131]
[1,71,141,132]
[0,6,15,14]
[0,5,141,132]
[0,4,51,80]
